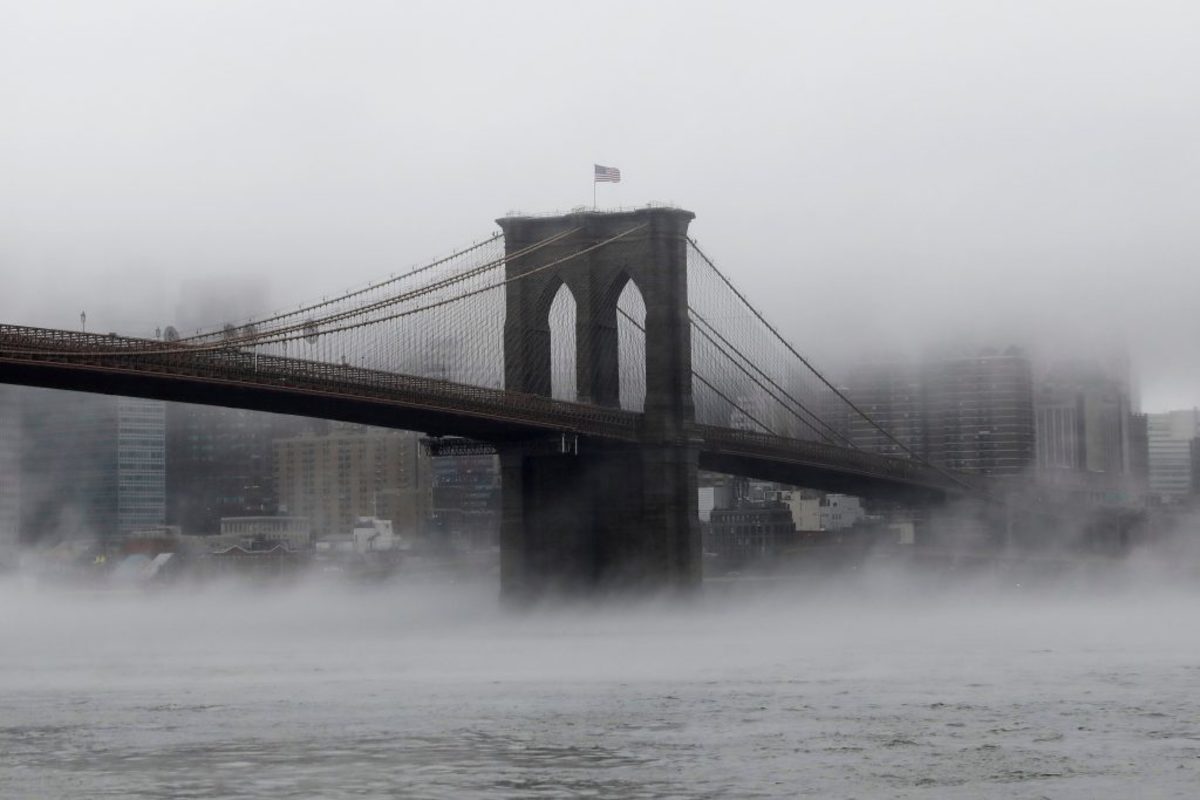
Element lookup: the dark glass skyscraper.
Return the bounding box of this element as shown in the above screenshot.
[20,388,164,546]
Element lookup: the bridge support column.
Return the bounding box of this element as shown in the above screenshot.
[498,208,701,599]
[499,437,701,601]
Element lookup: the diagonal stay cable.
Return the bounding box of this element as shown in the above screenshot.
[688,317,831,442]
[237,224,648,349]
[688,306,856,447]
[203,228,581,346]
[688,238,975,489]
[7,224,652,359]
[616,306,779,437]
[691,371,776,436]
[182,232,503,341]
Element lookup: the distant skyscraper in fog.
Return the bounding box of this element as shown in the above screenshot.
[843,359,927,459]
[1034,359,1134,487]
[925,348,1035,476]
[1147,409,1200,500]
[21,389,164,545]
[842,348,1036,476]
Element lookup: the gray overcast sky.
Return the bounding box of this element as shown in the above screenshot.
[2,1,1198,410]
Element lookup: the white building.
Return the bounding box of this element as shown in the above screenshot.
[780,489,822,531]
[352,517,402,552]
[1147,409,1199,500]
[819,494,865,531]
[316,517,405,555]
[218,516,312,551]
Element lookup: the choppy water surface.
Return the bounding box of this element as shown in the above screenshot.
[3,569,1200,799]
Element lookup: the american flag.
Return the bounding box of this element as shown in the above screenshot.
[594,164,621,183]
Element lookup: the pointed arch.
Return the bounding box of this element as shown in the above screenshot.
[611,274,647,412]
[546,281,577,401]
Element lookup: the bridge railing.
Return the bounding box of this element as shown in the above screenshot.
[2,324,985,496]
[697,424,978,494]
[0,324,642,440]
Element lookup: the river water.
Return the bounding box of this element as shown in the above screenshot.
[2,565,1199,799]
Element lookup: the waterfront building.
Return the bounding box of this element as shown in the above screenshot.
[697,472,737,523]
[819,493,865,531]
[705,501,797,564]
[780,488,822,531]
[167,404,322,534]
[218,515,313,551]
[274,425,431,539]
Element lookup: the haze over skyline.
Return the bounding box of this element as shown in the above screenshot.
[3,1,1198,410]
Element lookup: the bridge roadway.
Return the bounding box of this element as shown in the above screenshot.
[0,324,969,501]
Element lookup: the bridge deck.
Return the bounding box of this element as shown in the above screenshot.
[0,324,971,499]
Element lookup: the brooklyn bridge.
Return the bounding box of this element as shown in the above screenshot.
[0,208,979,597]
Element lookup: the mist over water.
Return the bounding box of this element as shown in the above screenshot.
[4,565,1200,799]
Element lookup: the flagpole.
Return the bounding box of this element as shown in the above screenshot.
[593,178,597,210]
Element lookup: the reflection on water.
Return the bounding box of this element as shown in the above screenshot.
[3,572,1200,798]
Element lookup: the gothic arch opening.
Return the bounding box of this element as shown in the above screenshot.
[547,281,577,401]
[615,278,647,412]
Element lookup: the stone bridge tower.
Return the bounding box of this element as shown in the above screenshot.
[497,208,701,598]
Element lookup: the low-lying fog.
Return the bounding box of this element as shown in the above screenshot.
[4,562,1199,799]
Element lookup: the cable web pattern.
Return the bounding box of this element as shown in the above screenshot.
[184,234,511,387]
[687,240,850,445]
[0,217,975,495]
[2,222,928,467]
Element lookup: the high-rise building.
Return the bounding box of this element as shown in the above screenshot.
[1147,409,1200,500]
[843,359,927,459]
[926,348,1035,476]
[115,398,167,536]
[20,389,165,546]
[1127,413,1150,493]
[1191,438,1200,496]
[274,425,431,538]
[839,349,1037,477]
[167,404,323,534]
[1034,360,1132,481]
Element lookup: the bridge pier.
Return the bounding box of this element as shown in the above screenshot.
[498,208,702,598]
[498,437,700,601]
